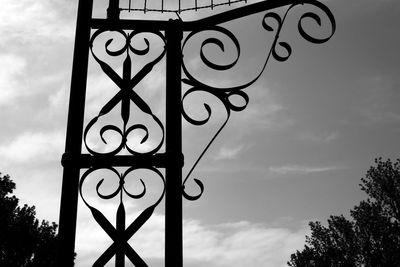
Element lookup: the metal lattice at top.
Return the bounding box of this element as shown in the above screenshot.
[121,0,248,13]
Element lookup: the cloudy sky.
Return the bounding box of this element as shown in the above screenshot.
[1,0,400,266]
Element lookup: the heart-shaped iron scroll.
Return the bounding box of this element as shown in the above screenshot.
[79,167,165,266]
[84,29,167,156]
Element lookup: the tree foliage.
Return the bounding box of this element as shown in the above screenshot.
[288,158,400,267]
[0,173,58,267]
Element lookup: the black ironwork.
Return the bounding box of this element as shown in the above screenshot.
[58,0,335,266]
[79,166,165,266]
[120,0,248,13]
[58,0,93,266]
[84,28,166,157]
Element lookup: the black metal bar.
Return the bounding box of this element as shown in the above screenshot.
[57,0,93,266]
[116,203,125,267]
[61,153,183,169]
[165,19,183,267]
[107,0,120,20]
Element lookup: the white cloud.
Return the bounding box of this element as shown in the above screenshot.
[189,221,306,267]
[269,164,342,176]
[74,207,307,267]
[48,84,69,110]
[0,0,75,43]
[0,2,75,107]
[0,52,70,107]
[213,144,245,160]
[0,131,64,163]
[0,54,27,105]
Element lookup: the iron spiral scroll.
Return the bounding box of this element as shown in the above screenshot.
[181,0,336,200]
[75,0,335,265]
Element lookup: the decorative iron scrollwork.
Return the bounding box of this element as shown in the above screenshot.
[59,0,336,266]
[84,29,167,156]
[77,0,336,263]
[79,166,165,266]
[80,28,168,266]
[181,0,335,200]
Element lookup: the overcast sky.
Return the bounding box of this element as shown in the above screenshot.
[1,0,400,266]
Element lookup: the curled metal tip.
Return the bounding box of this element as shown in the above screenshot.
[182,178,205,201]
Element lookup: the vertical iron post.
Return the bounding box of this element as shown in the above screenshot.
[58,0,93,266]
[165,19,184,267]
[107,0,120,21]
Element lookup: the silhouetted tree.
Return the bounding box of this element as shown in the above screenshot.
[0,173,58,267]
[288,158,400,267]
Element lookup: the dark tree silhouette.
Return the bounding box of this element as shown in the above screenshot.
[0,173,58,267]
[288,158,400,267]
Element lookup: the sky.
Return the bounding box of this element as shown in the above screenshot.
[1,0,400,266]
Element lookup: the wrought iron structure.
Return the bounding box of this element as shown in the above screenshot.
[58,0,335,266]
